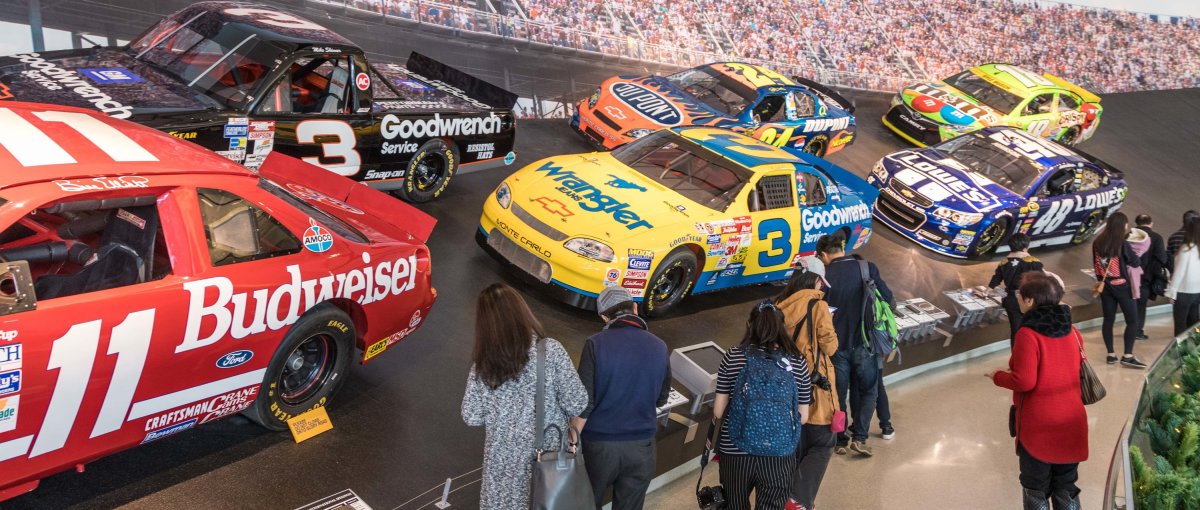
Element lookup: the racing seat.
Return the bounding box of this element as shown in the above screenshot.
[317,66,349,114]
[35,205,159,300]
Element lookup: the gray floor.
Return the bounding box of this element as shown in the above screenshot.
[645,313,1175,510]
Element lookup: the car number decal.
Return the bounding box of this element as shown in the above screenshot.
[0,108,157,167]
[296,120,361,177]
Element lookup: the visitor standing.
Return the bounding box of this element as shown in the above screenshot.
[1166,210,1199,270]
[571,287,671,510]
[462,284,588,510]
[1166,220,1200,336]
[1091,212,1145,368]
[1133,215,1168,340]
[989,233,1045,342]
[713,301,812,510]
[990,272,1088,510]
[776,271,839,510]
[817,234,893,456]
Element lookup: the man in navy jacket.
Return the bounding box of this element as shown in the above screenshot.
[818,234,894,457]
[571,287,671,510]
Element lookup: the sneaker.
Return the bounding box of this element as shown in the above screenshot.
[1106,355,1118,365]
[1120,356,1147,369]
[881,425,895,440]
[1136,334,1149,340]
[785,500,809,510]
[834,444,848,455]
[849,440,874,457]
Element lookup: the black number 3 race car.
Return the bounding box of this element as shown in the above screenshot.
[0,1,518,202]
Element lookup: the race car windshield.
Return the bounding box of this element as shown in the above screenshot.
[666,68,756,116]
[613,131,752,211]
[131,10,282,110]
[933,133,1042,194]
[943,70,1024,114]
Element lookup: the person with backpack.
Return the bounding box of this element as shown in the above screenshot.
[816,235,894,457]
[776,270,840,510]
[712,300,813,510]
[988,233,1045,343]
[1133,214,1169,340]
[1091,212,1146,368]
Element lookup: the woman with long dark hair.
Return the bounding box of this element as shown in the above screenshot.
[776,271,839,510]
[991,272,1088,510]
[1166,219,1200,335]
[712,301,813,510]
[462,283,587,510]
[1091,212,1145,368]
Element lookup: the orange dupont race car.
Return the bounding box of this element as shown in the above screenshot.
[573,62,857,157]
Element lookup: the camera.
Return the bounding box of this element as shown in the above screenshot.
[811,371,832,391]
[696,485,726,510]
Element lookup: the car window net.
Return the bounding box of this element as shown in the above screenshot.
[614,131,751,211]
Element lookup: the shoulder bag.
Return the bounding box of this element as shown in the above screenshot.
[1074,329,1107,405]
[529,339,594,509]
[791,299,845,433]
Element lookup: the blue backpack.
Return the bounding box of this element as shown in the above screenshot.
[726,348,801,456]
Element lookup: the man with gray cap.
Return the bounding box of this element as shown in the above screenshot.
[569,286,671,510]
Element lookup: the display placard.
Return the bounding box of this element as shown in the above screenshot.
[287,407,334,443]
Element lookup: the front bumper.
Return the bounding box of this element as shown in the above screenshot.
[572,104,624,149]
[881,103,945,147]
[476,228,598,310]
[868,175,981,258]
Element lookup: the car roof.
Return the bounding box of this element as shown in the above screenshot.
[970,126,1093,169]
[0,101,253,190]
[671,126,808,172]
[698,62,798,91]
[968,63,1073,98]
[173,2,356,49]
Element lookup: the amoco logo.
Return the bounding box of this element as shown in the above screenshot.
[303,220,334,253]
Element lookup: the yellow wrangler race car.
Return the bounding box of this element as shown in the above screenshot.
[477,127,877,316]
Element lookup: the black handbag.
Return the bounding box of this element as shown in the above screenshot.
[529,339,595,510]
[1074,330,1107,405]
[696,420,726,510]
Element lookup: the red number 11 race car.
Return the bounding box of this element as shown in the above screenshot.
[0,102,437,501]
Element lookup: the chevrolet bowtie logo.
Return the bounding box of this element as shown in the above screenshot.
[900,189,915,199]
[533,196,574,217]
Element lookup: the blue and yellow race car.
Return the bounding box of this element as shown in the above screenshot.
[478,127,876,316]
[574,62,857,157]
[868,126,1126,258]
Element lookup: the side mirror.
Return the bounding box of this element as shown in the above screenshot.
[0,260,37,316]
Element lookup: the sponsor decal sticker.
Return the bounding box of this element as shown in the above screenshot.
[532,162,652,230]
[707,234,723,245]
[380,140,419,155]
[229,137,247,151]
[624,269,648,279]
[53,176,151,193]
[621,278,647,289]
[604,174,647,192]
[0,343,19,372]
[409,310,423,328]
[216,350,254,369]
[604,268,621,287]
[669,234,704,248]
[609,82,681,125]
[627,249,653,270]
[533,196,574,217]
[602,105,627,120]
[142,419,197,443]
[116,208,146,229]
[0,395,17,433]
[364,337,389,361]
[801,203,871,230]
[395,79,431,90]
[0,370,18,395]
[355,72,370,91]
[302,221,334,253]
[853,227,871,250]
[79,67,143,84]
[380,113,502,140]
[0,330,17,342]
[504,152,516,165]
[168,131,197,140]
[225,125,249,138]
[145,387,259,429]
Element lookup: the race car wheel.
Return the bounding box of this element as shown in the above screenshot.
[1059,126,1081,146]
[974,218,1008,256]
[643,248,697,318]
[243,305,354,431]
[395,139,458,203]
[1073,210,1105,244]
[803,135,829,157]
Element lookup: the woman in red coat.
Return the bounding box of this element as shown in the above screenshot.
[990,272,1088,510]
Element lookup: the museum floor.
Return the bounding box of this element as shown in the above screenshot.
[645,313,1174,509]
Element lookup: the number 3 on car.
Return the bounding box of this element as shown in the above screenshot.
[0,103,437,501]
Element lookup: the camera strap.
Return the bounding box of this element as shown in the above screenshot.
[697,419,718,494]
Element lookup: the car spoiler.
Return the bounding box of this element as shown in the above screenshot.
[1042,73,1101,104]
[791,76,855,114]
[258,153,437,243]
[407,52,518,110]
[1069,146,1124,180]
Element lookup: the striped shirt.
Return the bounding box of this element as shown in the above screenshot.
[715,346,812,455]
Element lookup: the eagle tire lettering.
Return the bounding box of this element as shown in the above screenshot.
[243,305,353,431]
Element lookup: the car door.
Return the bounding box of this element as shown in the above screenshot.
[1024,166,1079,240]
[743,171,801,285]
[1013,92,1058,139]
[251,52,375,180]
[796,167,837,253]
[745,91,817,150]
[0,182,197,486]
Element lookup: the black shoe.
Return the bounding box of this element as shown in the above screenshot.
[1136,333,1149,340]
[881,425,895,440]
[1106,355,1118,365]
[1051,490,1081,510]
[1023,488,1049,510]
[1121,356,1147,369]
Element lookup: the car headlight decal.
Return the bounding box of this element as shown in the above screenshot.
[495,182,511,209]
[931,206,983,226]
[626,128,652,139]
[564,237,615,262]
[588,89,600,109]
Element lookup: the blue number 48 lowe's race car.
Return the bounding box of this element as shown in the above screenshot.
[868,127,1126,258]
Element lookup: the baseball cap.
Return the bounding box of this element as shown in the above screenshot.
[596,286,634,316]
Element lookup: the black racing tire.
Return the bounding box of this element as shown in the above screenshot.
[243,304,354,431]
[643,248,697,318]
[1072,210,1106,244]
[803,135,829,157]
[973,218,1009,256]
[394,138,458,203]
[1059,126,1081,146]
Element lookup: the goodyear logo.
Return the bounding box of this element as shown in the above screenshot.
[610,82,681,126]
[533,162,652,230]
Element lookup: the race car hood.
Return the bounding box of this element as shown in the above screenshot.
[898,82,1004,130]
[0,49,216,117]
[506,154,701,241]
[880,149,1024,214]
[596,75,726,132]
